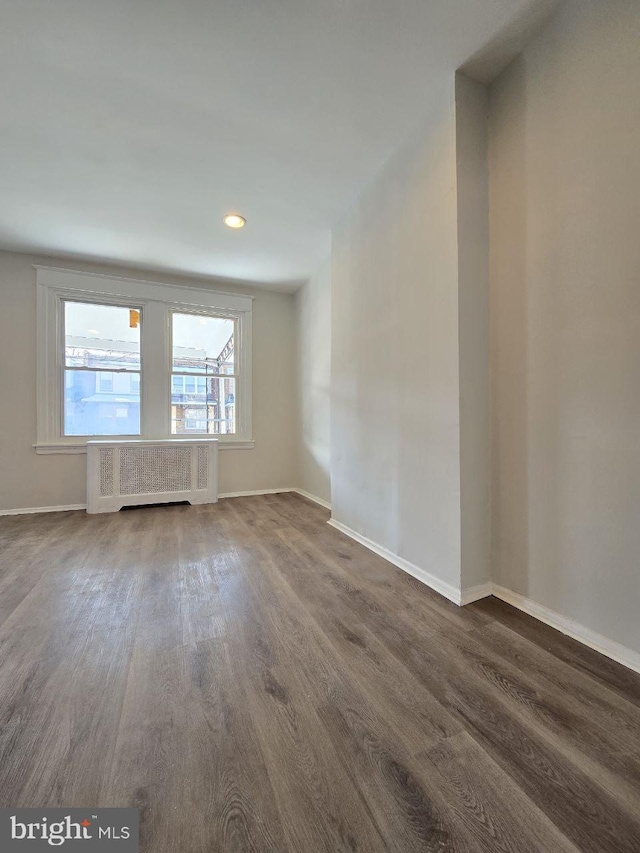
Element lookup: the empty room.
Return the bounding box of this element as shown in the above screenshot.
[1,0,639,850]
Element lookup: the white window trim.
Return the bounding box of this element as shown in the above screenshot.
[35,266,254,453]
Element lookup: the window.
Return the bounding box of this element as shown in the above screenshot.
[64,301,141,436]
[170,312,236,435]
[98,373,114,393]
[36,267,253,452]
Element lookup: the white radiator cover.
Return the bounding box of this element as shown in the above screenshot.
[86,439,218,513]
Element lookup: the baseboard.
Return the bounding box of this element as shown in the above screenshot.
[459,582,494,605]
[0,503,86,516]
[1,490,296,514]
[217,487,331,510]
[3,499,636,674]
[1,489,327,515]
[493,584,640,676]
[327,518,462,605]
[293,489,331,510]
[218,488,296,499]
[322,519,640,674]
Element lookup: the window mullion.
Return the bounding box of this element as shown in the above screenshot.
[140,301,170,438]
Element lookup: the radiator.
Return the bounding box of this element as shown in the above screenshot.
[86,439,218,514]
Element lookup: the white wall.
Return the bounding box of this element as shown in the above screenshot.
[331,80,464,591]
[0,250,298,511]
[456,73,491,591]
[295,259,331,504]
[489,0,640,653]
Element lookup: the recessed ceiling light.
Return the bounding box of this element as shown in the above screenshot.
[223,213,246,229]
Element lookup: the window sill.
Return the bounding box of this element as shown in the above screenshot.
[34,439,255,455]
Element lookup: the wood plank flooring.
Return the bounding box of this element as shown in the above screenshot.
[1,493,639,851]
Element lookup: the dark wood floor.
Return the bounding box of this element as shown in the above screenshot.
[1,494,639,851]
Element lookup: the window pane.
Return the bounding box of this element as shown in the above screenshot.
[64,369,140,435]
[98,372,114,392]
[172,313,234,375]
[65,302,141,371]
[171,377,235,435]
